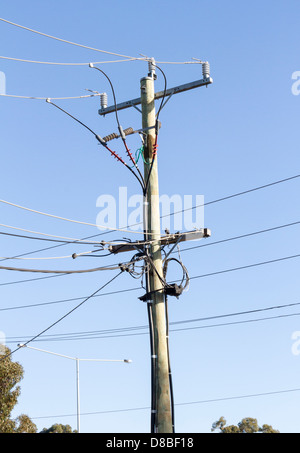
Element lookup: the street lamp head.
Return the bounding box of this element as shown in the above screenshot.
[124,359,132,364]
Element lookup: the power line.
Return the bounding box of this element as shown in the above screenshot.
[188,253,300,282]
[0,229,102,245]
[0,285,140,311]
[0,271,124,362]
[178,220,300,254]
[0,54,204,66]
[0,262,129,274]
[0,55,143,65]
[1,170,299,283]
[0,273,66,287]
[0,17,143,60]
[29,387,300,420]
[161,173,300,220]
[7,300,300,342]
[0,93,101,100]
[0,197,146,235]
[1,171,298,259]
[2,250,299,309]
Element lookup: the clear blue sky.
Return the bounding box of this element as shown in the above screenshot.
[0,0,300,433]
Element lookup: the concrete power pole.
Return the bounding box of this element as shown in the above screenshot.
[140,71,173,433]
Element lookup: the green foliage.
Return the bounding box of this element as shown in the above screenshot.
[0,347,37,433]
[212,416,279,433]
[40,424,77,433]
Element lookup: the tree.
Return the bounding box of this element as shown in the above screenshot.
[211,416,279,433]
[40,424,77,433]
[0,346,37,433]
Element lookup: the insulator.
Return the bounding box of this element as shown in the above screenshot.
[123,127,134,136]
[100,92,108,109]
[148,58,157,79]
[102,132,118,142]
[202,62,210,79]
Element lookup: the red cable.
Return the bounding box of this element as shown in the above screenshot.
[105,144,126,165]
[124,141,136,166]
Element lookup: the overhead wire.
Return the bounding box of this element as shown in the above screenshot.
[0,271,124,362]
[7,300,300,343]
[0,55,204,66]
[0,17,143,60]
[46,98,146,192]
[0,172,297,266]
[164,173,300,220]
[0,173,299,284]
[0,223,108,243]
[0,93,101,100]
[1,228,299,287]
[0,193,147,234]
[90,64,146,190]
[27,387,300,420]
[0,261,132,274]
[0,55,143,65]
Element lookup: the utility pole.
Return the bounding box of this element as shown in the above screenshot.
[140,70,172,433]
[95,60,213,433]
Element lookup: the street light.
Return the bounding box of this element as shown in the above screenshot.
[18,343,132,433]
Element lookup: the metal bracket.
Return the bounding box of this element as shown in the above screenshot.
[98,77,213,117]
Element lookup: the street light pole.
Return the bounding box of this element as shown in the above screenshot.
[18,344,132,433]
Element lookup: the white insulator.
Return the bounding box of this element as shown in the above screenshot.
[202,62,210,79]
[100,92,108,109]
[148,58,156,78]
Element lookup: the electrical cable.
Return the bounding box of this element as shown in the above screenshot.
[0,55,143,65]
[164,174,300,220]
[177,220,300,254]
[46,98,146,192]
[1,218,299,264]
[0,186,147,235]
[1,230,299,287]
[0,273,66,287]
[0,223,108,243]
[164,292,175,433]
[0,271,123,362]
[0,54,204,66]
[0,93,101,100]
[90,64,146,189]
[1,169,298,263]
[27,386,300,420]
[0,17,143,60]
[143,64,167,197]
[162,253,190,433]
[8,306,300,344]
[141,187,157,433]
[0,262,131,274]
